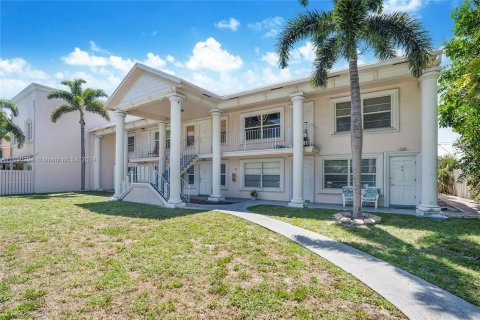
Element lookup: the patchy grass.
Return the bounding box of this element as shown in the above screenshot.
[0,193,404,319]
[248,205,480,307]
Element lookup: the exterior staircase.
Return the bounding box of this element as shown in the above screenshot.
[120,153,198,205]
[155,153,199,203]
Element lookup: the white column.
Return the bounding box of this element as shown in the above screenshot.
[417,66,441,215]
[113,111,126,199]
[209,109,224,201]
[123,130,128,176]
[158,121,167,177]
[94,135,102,190]
[289,92,305,208]
[167,94,185,207]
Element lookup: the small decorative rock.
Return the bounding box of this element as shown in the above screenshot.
[333,211,381,226]
[339,217,351,224]
[333,213,344,220]
[353,219,365,225]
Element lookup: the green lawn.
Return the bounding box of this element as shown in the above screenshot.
[249,205,480,307]
[0,193,404,319]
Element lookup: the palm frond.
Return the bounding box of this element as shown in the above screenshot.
[48,89,76,105]
[299,0,309,6]
[276,10,334,68]
[362,31,397,60]
[83,88,108,105]
[51,104,78,123]
[0,99,19,117]
[5,122,25,148]
[366,12,432,77]
[85,100,110,121]
[311,36,341,87]
[61,79,86,96]
[333,0,369,59]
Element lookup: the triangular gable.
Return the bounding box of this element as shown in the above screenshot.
[106,64,181,109]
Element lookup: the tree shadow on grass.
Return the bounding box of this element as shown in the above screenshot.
[248,204,480,307]
[293,233,480,319]
[5,192,87,200]
[76,200,209,221]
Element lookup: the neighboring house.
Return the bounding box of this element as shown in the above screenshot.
[0,140,10,159]
[7,83,110,193]
[88,51,442,214]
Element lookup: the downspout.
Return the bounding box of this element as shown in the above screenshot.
[32,97,36,193]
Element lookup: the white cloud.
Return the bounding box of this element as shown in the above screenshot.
[215,18,240,31]
[0,58,52,98]
[298,42,315,62]
[144,52,166,69]
[62,47,109,67]
[248,17,285,38]
[166,55,175,63]
[261,52,279,67]
[383,0,426,12]
[54,72,64,79]
[89,40,110,54]
[186,37,243,72]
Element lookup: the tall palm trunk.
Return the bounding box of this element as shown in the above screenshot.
[80,120,85,191]
[349,58,363,217]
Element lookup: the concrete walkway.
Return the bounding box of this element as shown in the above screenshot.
[216,208,480,320]
[439,193,480,218]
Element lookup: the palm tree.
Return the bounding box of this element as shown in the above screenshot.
[0,99,25,149]
[48,79,110,190]
[277,0,432,216]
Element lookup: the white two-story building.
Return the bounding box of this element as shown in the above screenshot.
[88,51,442,215]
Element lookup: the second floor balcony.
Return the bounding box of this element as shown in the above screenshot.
[130,122,317,161]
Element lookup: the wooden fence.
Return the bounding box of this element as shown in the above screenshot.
[0,170,34,195]
[452,169,472,199]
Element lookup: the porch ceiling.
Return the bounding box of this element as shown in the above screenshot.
[126,97,213,122]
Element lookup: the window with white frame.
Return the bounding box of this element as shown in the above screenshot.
[332,89,397,133]
[186,125,195,147]
[221,162,226,186]
[185,165,195,185]
[154,131,159,154]
[128,135,135,152]
[244,160,281,189]
[166,130,170,149]
[221,119,227,144]
[244,111,281,140]
[25,119,33,141]
[323,159,377,189]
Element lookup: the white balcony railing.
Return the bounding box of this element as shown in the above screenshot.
[130,122,315,157]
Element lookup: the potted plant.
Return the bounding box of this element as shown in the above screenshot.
[250,190,258,200]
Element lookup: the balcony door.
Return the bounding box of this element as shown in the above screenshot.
[198,120,211,154]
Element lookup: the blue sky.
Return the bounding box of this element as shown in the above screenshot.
[0,0,460,153]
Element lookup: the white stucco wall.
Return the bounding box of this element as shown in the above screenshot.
[11,84,111,193]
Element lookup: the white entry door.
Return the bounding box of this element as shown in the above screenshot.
[389,156,416,206]
[290,157,314,202]
[199,162,212,195]
[141,131,150,158]
[303,156,314,202]
[198,120,211,154]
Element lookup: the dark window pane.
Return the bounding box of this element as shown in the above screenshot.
[336,102,351,116]
[324,174,348,188]
[324,160,349,174]
[221,163,226,174]
[363,112,391,129]
[336,117,350,132]
[363,96,391,113]
[245,128,261,140]
[245,116,260,128]
[221,175,226,186]
[245,175,261,187]
[262,175,280,187]
[263,126,280,138]
[263,112,280,125]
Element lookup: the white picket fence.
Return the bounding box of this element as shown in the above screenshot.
[0,170,34,195]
